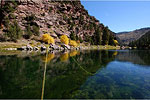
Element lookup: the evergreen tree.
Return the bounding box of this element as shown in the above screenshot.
[70,32,76,40]
[102,27,110,45]
[109,34,115,45]
[94,28,101,45]
[129,31,150,49]
[7,21,22,42]
[25,25,32,39]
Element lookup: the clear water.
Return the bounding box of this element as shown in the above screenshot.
[0,50,150,99]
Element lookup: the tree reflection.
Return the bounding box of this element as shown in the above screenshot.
[0,50,116,99]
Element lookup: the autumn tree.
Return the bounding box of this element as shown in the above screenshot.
[41,34,55,44]
[60,35,69,45]
[69,40,78,47]
[113,40,119,46]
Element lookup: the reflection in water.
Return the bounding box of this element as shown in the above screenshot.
[41,53,55,63]
[113,51,118,56]
[70,50,78,57]
[116,50,150,65]
[60,52,69,62]
[0,50,150,99]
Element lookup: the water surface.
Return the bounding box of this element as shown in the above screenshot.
[0,50,150,99]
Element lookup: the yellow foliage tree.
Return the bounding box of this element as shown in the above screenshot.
[41,34,55,44]
[114,40,119,45]
[69,40,78,47]
[60,35,69,45]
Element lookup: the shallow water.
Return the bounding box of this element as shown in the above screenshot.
[0,50,150,99]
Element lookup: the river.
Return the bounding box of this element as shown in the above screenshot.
[0,50,150,99]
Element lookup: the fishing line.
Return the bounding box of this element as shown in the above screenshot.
[71,56,94,76]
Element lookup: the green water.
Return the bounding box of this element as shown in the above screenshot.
[0,50,150,99]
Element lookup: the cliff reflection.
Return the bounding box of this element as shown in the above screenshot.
[0,50,115,99]
[116,50,150,66]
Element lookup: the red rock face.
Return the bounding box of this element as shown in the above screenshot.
[1,0,106,43]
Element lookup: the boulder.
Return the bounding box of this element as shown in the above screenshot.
[33,46,39,51]
[20,46,27,50]
[61,44,70,50]
[5,48,17,50]
[26,44,33,50]
[54,29,64,36]
[39,44,46,51]
[49,44,63,50]
[50,33,57,38]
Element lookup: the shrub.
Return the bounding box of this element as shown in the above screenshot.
[60,35,69,45]
[2,2,16,13]
[32,25,40,36]
[89,24,93,30]
[25,25,33,39]
[63,15,67,21]
[3,16,10,28]
[41,33,55,44]
[69,40,78,47]
[24,24,40,39]
[49,7,53,13]
[79,36,83,43]
[0,34,6,42]
[25,14,35,22]
[8,13,16,19]
[80,15,84,21]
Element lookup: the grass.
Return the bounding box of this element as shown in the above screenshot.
[0,42,26,50]
[80,45,120,50]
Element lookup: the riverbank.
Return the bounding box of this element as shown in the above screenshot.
[0,42,120,51]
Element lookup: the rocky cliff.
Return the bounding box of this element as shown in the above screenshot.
[0,0,116,45]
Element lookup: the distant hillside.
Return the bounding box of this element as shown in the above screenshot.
[129,31,150,49]
[116,27,150,45]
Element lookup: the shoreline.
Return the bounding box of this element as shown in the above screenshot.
[0,42,120,51]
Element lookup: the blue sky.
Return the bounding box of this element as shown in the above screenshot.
[81,1,150,33]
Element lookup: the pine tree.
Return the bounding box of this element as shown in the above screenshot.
[94,28,101,45]
[102,27,110,45]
